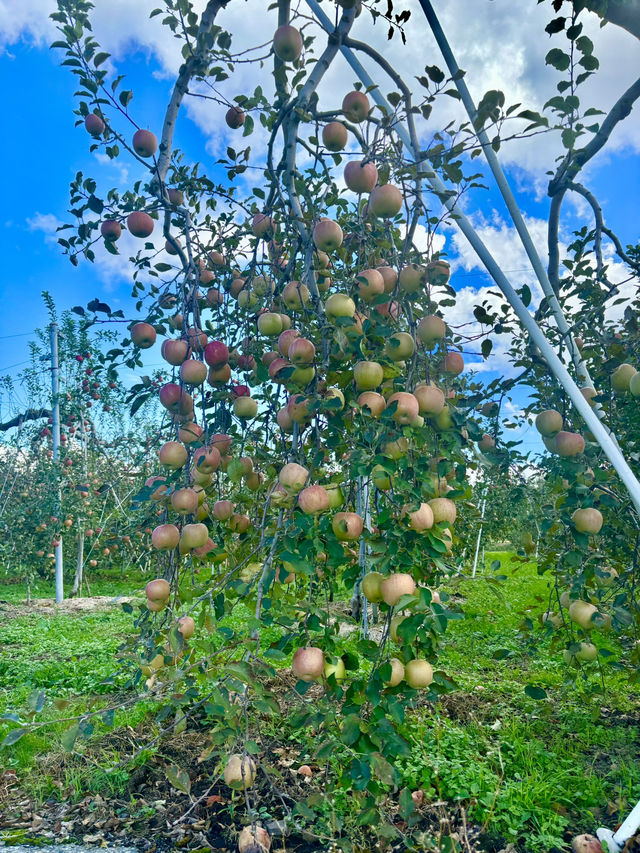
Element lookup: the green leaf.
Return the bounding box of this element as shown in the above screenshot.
[524,684,547,700]
[27,689,46,713]
[545,48,571,71]
[2,728,25,747]
[61,724,79,752]
[166,764,191,794]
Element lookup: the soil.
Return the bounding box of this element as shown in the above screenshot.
[0,596,138,618]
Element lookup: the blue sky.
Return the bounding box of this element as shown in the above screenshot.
[1,0,639,455]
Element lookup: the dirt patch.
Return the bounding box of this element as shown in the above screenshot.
[0,725,487,853]
[0,596,139,619]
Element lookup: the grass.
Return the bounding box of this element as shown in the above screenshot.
[1,555,639,852]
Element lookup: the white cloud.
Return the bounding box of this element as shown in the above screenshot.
[27,211,63,244]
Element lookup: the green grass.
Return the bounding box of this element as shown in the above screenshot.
[1,556,639,852]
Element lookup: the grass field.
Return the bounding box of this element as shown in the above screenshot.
[1,554,639,852]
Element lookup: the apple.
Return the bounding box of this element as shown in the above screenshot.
[180,522,208,549]
[225,106,245,129]
[478,434,495,453]
[204,340,229,367]
[325,293,356,320]
[292,647,325,682]
[278,328,301,357]
[180,359,207,385]
[371,464,392,490]
[132,129,157,157]
[159,441,188,469]
[571,836,603,853]
[382,436,409,459]
[404,659,433,688]
[167,188,184,206]
[288,337,316,365]
[279,462,309,494]
[342,90,370,122]
[313,219,343,252]
[417,315,446,348]
[362,572,384,603]
[127,211,154,238]
[283,281,311,310]
[178,421,204,444]
[414,384,445,415]
[384,332,415,361]
[84,113,105,136]
[354,361,383,390]
[159,383,193,416]
[177,616,196,639]
[238,826,271,853]
[193,445,221,473]
[427,259,451,285]
[152,524,180,551]
[206,287,224,307]
[376,265,398,293]
[569,599,598,630]
[386,392,419,424]
[369,184,403,218]
[130,322,157,349]
[380,573,416,606]
[535,409,563,437]
[385,658,405,687]
[332,511,363,541]
[162,339,190,365]
[322,121,348,151]
[440,352,464,375]
[298,485,330,515]
[212,500,234,522]
[344,160,378,193]
[229,513,250,533]
[555,431,585,457]
[324,658,346,683]
[576,642,598,662]
[252,213,274,238]
[208,363,232,384]
[358,391,386,417]
[100,220,121,241]
[398,264,425,293]
[146,578,170,609]
[233,396,258,419]
[428,497,457,525]
[273,24,303,61]
[171,487,199,515]
[224,754,256,790]
[257,312,283,336]
[630,372,640,397]
[288,394,312,423]
[611,362,637,391]
[572,507,603,534]
[404,502,434,531]
[356,268,385,302]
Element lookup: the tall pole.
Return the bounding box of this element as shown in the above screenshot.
[50,323,64,604]
[472,490,487,578]
[304,0,640,516]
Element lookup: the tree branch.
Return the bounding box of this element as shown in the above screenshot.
[549,74,640,195]
[0,409,51,433]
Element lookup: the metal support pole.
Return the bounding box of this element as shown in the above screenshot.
[416,0,601,398]
[304,0,640,516]
[50,323,63,604]
[472,491,487,578]
[598,799,640,852]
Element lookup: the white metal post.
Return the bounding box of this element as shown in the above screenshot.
[304,0,640,516]
[416,0,603,399]
[50,323,64,604]
[472,492,487,578]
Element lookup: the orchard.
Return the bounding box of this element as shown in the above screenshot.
[1,0,640,851]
